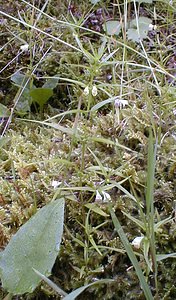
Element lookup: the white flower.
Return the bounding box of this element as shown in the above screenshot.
[95,190,102,202]
[51,180,62,189]
[131,236,144,249]
[83,86,89,96]
[95,190,111,202]
[102,191,111,202]
[148,24,157,31]
[92,85,98,97]
[20,44,29,52]
[115,99,128,109]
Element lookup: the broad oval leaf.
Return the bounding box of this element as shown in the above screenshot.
[11,71,34,89]
[42,78,58,89]
[0,198,65,294]
[103,20,121,36]
[127,17,152,42]
[130,17,152,29]
[30,88,53,107]
[15,90,32,114]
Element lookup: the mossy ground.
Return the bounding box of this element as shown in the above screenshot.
[0,0,176,299]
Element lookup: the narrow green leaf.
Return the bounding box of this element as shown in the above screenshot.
[122,211,146,231]
[146,132,156,216]
[85,203,109,217]
[154,216,172,232]
[111,181,138,203]
[136,0,153,3]
[41,121,75,135]
[0,198,65,294]
[97,38,107,58]
[109,204,153,300]
[89,235,102,255]
[91,97,116,111]
[33,268,67,297]
[156,253,176,262]
[145,132,158,284]
[88,147,107,178]
[63,280,114,300]
[90,0,101,4]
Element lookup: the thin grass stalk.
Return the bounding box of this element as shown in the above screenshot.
[146,132,158,296]
[146,132,158,293]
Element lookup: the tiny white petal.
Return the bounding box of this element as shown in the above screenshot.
[131,236,144,249]
[115,99,128,109]
[102,191,111,202]
[148,24,154,31]
[52,180,62,189]
[92,85,98,97]
[95,190,102,202]
[173,108,176,116]
[83,86,89,96]
[20,44,29,52]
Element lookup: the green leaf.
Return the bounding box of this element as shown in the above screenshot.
[156,253,176,262]
[0,104,10,117]
[103,20,121,36]
[109,204,153,300]
[33,268,67,297]
[130,17,152,28]
[63,279,113,300]
[136,0,153,3]
[122,211,146,231]
[90,0,101,4]
[127,17,152,42]
[154,215,172,232]
[85,203,109,217]
[91,97,116,111]
[42,78,58,89]
[11,71,34,89]
[30,88,53,107]
[15,90,31,114]
[0,198,65,295]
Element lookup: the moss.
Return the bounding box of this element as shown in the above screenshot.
[1,0,176,299]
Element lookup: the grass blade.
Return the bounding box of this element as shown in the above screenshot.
[109,204,153,300]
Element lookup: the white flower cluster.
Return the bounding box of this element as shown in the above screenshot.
[51,180,62,189]
[95,190,111,202]
[83,85,98,97]
[115,99,128,109]
[20,44,29,52]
